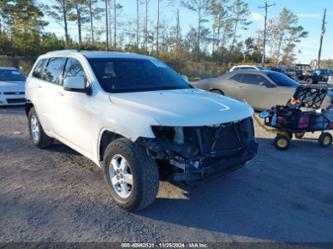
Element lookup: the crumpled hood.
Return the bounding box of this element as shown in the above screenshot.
[109,89,253,126]
[0,81,25,92]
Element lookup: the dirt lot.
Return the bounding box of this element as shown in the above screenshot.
[0,106,333,243]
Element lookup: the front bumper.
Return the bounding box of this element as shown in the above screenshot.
[172,142,258,181]
[0,93,25,106]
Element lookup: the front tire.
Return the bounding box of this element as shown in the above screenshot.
[28,108,53,149]
[274,134,290,151]
[104,138,159,211]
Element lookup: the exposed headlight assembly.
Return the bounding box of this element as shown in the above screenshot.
[151,126,184,144]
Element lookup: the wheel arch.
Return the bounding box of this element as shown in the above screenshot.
[209,88,224,95]
[25,100,34,117]
[98,129,124,163]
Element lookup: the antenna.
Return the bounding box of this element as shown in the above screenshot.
[258,1,275,67]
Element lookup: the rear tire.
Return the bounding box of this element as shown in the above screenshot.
[318,133,332,147]
[274,135,290,151]
[28,108,53,149]
[103,138,159,211]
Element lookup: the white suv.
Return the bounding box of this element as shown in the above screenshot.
[25,50,257,211]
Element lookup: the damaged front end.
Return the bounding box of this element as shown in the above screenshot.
[137,117,258,181]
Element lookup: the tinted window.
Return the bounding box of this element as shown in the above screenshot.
[64,58,87,84]
[43,57,66,84]
[88,58,190,93]
[231,74,243,83]
[268,72,300,87]
[240,74,271,85]
[32,59,47,79]
[0,69,26,81]
[234,67,252,71]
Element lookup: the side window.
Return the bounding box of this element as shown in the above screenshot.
[240,74,271,85]
[43,57,66,84]
[63,58,87,84]
[32,59,47,79]
[230,74,243,83]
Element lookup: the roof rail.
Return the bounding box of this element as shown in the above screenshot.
[46,49,81,54]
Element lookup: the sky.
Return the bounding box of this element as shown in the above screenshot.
[42,0,333,64]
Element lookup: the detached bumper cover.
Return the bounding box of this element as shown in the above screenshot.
[173,142,258,181]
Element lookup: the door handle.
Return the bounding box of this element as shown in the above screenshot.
[37,85,42,89]
[57,92,64,97]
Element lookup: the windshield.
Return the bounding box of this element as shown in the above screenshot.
[88,58,190,93]
[0,69,26,81]
[268,72,300,87]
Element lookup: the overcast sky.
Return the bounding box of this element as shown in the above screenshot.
[42,0,332,63]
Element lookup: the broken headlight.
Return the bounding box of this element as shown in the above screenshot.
[151,126,185,145]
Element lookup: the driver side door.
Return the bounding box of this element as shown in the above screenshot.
[54,58,93,156]
[237,73,277,110]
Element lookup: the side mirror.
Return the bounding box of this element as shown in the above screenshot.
[181,75,189,82]
[63,76,87,93]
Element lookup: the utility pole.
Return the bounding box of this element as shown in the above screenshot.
[136,0,140,47]
[176,9,181,52]
[258,1,275,67]
[114,0,117,48]
[156,0,160,54]
[105,0,109,51]
[317,8,326,69]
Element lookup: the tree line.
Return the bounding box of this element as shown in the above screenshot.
[0,0,308,76]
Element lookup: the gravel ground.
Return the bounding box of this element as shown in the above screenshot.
[0,106,332,243]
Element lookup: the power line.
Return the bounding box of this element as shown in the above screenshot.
[258,1,275,67]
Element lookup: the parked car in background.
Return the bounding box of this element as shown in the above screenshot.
[314,69,332,82]
[295,64,319,84]
[265,66,297,80]
[25,50,257,211]
[192,70,301,110]
[229,65,263,72]
[328,73,333,85]
[0,67,26,106]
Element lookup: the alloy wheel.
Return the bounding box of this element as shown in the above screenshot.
[109,154,134,199]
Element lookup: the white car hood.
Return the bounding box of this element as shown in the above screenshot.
[0,81,25,92]
[109,89,253,126]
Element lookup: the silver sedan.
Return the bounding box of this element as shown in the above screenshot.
[192,70,302,111]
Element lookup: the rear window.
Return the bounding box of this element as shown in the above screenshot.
[234,67,252,71]
[268,72,299,87]
[0,69,26,81]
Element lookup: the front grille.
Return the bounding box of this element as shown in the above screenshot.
[6,98,25,104]
[4,92,24,95]
[184,117,255,158]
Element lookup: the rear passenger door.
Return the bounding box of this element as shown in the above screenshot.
[32,57,66,134]
[54,58,93,156]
